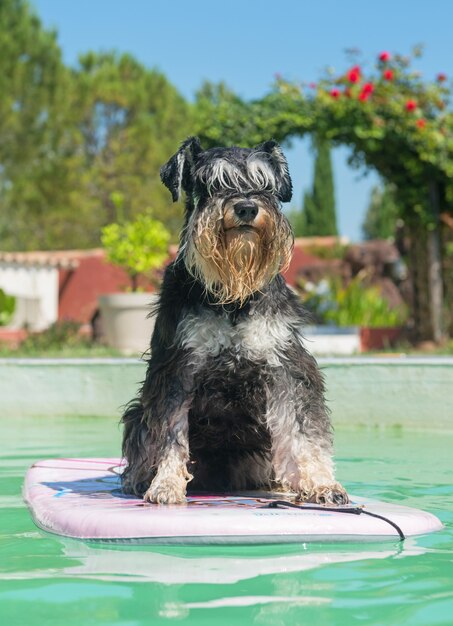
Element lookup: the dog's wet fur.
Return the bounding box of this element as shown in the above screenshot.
[121,137,349,505]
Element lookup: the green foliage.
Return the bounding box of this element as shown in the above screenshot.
[0,2,191,251]
[304,242,349,260]
[0,320,122,357]
[71,51,192,241]
[298,137,337,236]
[101,214,170,290]
[0,289,16,326]
[194,49,452,340]
[18,321,90,351]
[324,276,408,327]
[287,205,304,237]
[0,0,68,249]
[297,191,318,237]
[195,50,452,227]
[363,182,401,240]
[300,275,407,327]
[194,80,314,148]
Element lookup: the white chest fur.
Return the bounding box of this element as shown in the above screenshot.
[176,309,299,366]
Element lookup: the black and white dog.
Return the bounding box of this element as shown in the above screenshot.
[121,137,348,506]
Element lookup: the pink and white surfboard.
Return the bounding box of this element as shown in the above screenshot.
[24,458,443,544]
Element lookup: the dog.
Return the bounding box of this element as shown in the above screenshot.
[121,136,349,506]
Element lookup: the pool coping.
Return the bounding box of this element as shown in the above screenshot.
[1,356,452,430]
[1,356,453,365]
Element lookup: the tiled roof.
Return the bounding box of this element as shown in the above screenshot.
[294,236,349,247]
[0,249,105,269]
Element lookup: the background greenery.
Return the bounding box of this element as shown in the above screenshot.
[290,137,338,237]
[0,0,191,249]
[1,0,452,342]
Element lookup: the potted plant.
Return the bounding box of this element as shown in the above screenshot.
[323,275,408,351]
[98,214,170,354]
[298,279,361,355]
[299,274,407,353]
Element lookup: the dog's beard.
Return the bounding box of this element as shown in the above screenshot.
[184,203,293,305]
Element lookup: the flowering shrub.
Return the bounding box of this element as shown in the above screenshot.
[198,47,451,224]
[303,48,452,225]
[195,48,452,340]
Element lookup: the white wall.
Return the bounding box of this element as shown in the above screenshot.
[0,263,59,331]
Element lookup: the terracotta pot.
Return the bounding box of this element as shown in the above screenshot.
[360,326,402,352]
[0,327,28,348]
[98,293,158,354]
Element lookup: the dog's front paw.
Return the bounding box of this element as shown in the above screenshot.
[298,482,350,506]
[144,475,187,504]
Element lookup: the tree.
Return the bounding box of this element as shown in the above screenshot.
[288,191,311,237]
[71,52,192,243]
[0,2,192,251]
[0,0,68,249]
[300,137,337,236]
[362,183,400,240]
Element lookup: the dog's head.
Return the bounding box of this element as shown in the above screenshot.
[161,137,294,305]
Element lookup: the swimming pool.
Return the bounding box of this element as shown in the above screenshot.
[1,414,452,625]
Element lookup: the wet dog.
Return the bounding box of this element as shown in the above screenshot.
[121,137,349,505]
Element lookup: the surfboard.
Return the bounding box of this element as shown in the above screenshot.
[24,457,443,544]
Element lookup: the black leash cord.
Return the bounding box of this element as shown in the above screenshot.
[358,509,406,541]
[260,500,405,541]
[261,500,363,515]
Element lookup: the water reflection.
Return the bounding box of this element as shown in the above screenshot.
[4,535,424,584]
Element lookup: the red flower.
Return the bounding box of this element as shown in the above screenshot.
[358,83,374,102]
[309,82,317,89]
[436,73,447,82]
[416,118,426,129]
[379,51,391,62]
[330,88,341,98]
[405,99,417,112]
[347,65,361,83]
[383,69,394,81]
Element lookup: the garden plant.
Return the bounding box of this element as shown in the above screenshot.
[101,213,171,292]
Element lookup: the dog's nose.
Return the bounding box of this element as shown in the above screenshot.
[234,200,258,223]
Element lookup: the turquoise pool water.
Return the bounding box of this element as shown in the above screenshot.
[1,415,452,625]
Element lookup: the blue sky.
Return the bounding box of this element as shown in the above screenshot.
[33,0,452,241]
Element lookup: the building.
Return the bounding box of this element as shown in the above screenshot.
[0,250,130,336]
[0,237,350,343]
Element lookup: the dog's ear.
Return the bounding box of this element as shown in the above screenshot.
[160,136,203,202]
[253,140,292,203]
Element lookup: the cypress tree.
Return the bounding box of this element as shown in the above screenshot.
[362,182,400,240]
[301,137,338,236]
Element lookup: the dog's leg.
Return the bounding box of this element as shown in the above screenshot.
[265,371,349,504]
[122,367,194,504]
[138,390,192,504]
[143,397,193,504]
